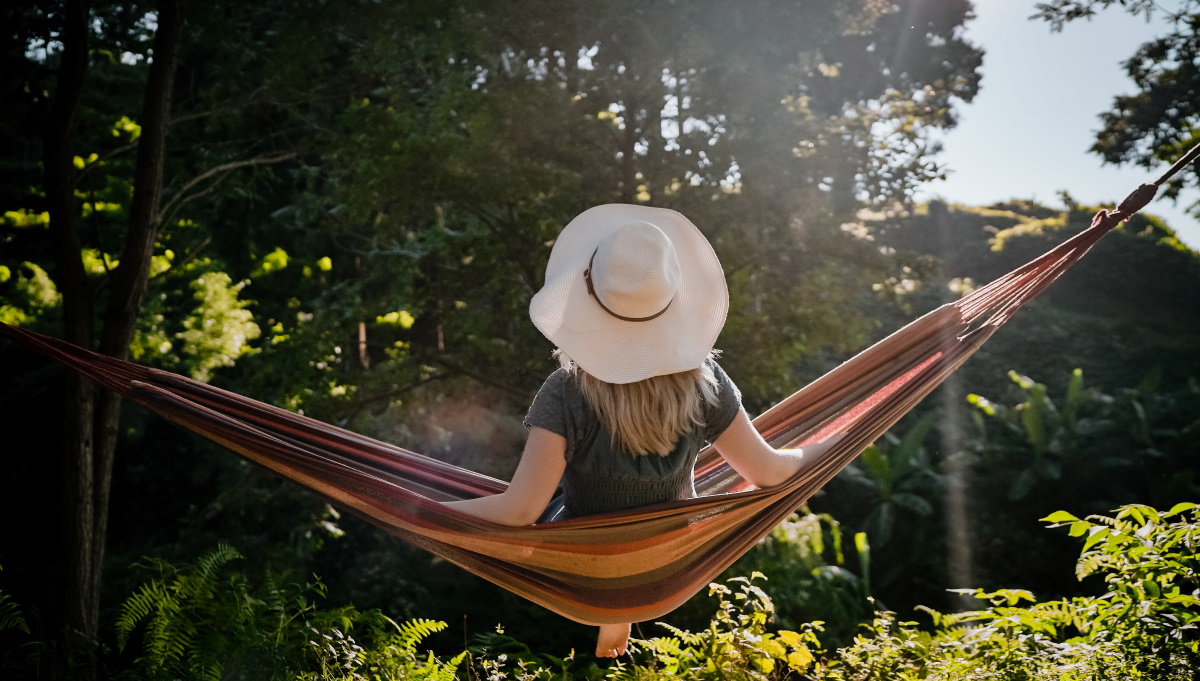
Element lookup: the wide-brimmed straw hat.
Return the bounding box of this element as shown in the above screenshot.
[530,204,728,384]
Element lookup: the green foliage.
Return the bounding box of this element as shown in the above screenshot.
[970,368,1200,505]
[812,410,947,616]
[297,617,463,681]
[1034,1,1200,213]
[61,517,1200,678]
[822,503,1200,680]
[839,413,940,545]
[472,575,823,681]
[470,505,1200,679]
[1044,502,1200,645]
[968,369,1098,501]
[175,272,262,382]
[252,247,290,279]
[0,261,61,325]
[115,544,255,679]
[613,576,823,681]
[112,544,468,681]
[30,502,1200,679]
[720,511,874,647]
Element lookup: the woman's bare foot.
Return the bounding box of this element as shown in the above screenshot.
[595,622,631,657]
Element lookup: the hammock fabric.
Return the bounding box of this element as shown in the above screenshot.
[0,182,1163,625]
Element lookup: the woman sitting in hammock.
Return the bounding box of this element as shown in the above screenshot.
[444,204,843,657]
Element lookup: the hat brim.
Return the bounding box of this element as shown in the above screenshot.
[530,204,728,384]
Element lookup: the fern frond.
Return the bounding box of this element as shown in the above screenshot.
[395,618,448,651]
[432,650,468,681]
[186,544,243,603]
[116,580,173,649]
[655,621,706,647]
[0,592,29,634]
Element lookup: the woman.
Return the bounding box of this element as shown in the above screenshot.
[444,204,843,657]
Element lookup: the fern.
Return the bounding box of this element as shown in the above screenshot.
[0,566,29,636]
[114,545,245,680]
[415,649,467,681]
[0,590,29,635]
[394,617,448,652]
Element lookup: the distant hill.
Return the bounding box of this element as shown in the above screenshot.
[869,199,1200,397]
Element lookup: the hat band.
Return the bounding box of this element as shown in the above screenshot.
[583,249,674,323]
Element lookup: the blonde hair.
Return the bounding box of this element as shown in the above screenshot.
[554,350,720,456]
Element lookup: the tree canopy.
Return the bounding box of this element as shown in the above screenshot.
[1035,0,1200,213]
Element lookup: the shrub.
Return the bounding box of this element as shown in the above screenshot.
[825,502,1200,680]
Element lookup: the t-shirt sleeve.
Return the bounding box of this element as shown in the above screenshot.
[703,360,744,443]
[523,369,577,461]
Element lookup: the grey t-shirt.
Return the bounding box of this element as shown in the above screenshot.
[523,359,743,518]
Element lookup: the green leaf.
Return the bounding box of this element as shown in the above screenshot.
[894,412,936,465]
[1063,368,1084,427]
[861,445,891,485]
[1020,404,1048,453]
[1082,527,1110,552]
[1166,502,1196,517]
[893,492,933,516]
[854,532,871,596]
[967,393,997,416]
[1008,370,1036,390]
[1042,510,1080,524]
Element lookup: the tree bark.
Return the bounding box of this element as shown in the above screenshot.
[619,92,638,204]
[42,1,187,672]
[102,0,185,360]
[43,0,97,657]
[89,0,187,631]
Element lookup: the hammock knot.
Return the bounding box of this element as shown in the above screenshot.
[1091,183,1157,229]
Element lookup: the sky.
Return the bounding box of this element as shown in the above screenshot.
[917,1,1200,249]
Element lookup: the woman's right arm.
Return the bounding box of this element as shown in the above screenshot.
[713,410,844,488]
[442,426,568,526]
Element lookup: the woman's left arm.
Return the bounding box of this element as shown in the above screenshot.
[714,410,844,488]
[442,426,568,526]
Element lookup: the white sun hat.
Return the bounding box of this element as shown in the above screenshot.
[530,204,728,384]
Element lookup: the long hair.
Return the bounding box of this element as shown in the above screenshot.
[554,350,720,456]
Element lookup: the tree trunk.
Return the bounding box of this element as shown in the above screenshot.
[619,93,638,203]
[43,0,97,661]
[42,1,186,673]
[90,0,187,628]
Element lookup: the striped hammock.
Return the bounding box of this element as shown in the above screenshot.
[0,184,1159,625]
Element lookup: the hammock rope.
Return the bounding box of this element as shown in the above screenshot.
[0,160,1187,624]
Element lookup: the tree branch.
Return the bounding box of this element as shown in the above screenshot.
[151,235,211,280]
[337,374,449,425]
[78,141,138,181]
[156,150,297,224]
[168,88,270,126]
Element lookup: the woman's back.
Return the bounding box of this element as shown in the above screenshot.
[525,358,742,518]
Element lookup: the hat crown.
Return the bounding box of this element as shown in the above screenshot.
[528,204,728,384]
[591,222,681,320]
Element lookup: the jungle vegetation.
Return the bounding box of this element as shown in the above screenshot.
[0,0,1197,677]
